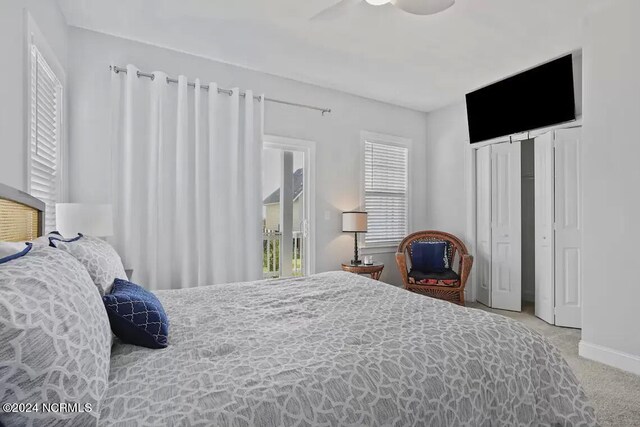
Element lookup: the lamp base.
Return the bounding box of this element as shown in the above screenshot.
[351,232,362,266]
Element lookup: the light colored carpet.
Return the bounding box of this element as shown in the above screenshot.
[469,302,640,427]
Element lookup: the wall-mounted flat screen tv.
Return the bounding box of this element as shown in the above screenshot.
[466,54,576,144]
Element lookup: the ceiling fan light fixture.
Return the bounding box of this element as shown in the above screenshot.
[365,0,391,5]
[391,0,455,15]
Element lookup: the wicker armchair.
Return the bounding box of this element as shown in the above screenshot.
[395,230,473,306]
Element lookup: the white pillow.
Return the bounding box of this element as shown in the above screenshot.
[0,246,111,426]
[0,235,58,260]
[30,235,52,247]
[50,234,127,295]
[0,242,30,260]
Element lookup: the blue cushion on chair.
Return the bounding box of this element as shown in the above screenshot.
[411,241,449,273]
[102,279,169,349]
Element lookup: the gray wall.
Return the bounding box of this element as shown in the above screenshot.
[0,0,68,192]
[424,102,470,239]
[66,28,430,286]
[580,0,640,370]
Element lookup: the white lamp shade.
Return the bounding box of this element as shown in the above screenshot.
[342,211,368,233]
[56,204,114,237]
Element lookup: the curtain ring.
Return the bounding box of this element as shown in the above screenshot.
[228,89,233,96]
[136,70,140,78]
[166,76,170,84]
[151,73,155,81]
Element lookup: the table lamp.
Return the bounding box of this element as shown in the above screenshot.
[342,211,368,265]
[55,203,114,238]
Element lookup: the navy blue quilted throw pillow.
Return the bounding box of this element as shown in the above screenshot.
[412,241,449,273]
[102,279,169,349]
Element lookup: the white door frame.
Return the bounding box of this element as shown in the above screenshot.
[553,128,583,328]
[465,121,582,305]
[490,141,522,311]
[475,145,492,307]
[534,132,555,324]
[264,134,317,275]
[466,136,528,304]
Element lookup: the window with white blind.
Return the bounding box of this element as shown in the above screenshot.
[363,136,409,246]
[28,44,63,233]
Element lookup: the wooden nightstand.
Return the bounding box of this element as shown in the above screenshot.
[341,263,384,280]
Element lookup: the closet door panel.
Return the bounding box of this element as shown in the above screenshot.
[476,145,492,307]
[554,128,582,328]
[534,132,555,324]
[491,142,522,311]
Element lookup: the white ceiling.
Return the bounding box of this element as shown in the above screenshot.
[57,0,603,112]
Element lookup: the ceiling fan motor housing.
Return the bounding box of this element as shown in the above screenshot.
[391,0,455,15]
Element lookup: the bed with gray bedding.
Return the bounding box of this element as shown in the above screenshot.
[99,271,597,426]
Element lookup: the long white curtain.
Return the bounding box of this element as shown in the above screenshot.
[110,65,264,290]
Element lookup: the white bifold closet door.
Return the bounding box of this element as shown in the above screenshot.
[490,142,522,311]
[534,132,555,324]
[475,145,492,307]
[554,128,582,328]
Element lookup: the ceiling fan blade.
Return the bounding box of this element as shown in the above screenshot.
[310,0,363,21]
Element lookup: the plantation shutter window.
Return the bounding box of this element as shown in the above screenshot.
[29,44,63,233]
[364,140,408,246]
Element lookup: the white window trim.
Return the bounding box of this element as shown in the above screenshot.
[25,11,67,203]
[359,130,412,251]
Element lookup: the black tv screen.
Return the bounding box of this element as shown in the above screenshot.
[466,55,576,144]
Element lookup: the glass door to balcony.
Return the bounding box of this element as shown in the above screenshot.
[262,142,312,279]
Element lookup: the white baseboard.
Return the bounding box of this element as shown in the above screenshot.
[579,340,640,376]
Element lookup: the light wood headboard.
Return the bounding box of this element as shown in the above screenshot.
[0,183,45,242]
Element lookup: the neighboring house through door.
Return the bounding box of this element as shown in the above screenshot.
[263,168,304,232]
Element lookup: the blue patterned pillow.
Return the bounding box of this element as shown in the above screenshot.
[102,279,169,349]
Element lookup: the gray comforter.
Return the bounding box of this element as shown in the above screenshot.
[99,271,597,426]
